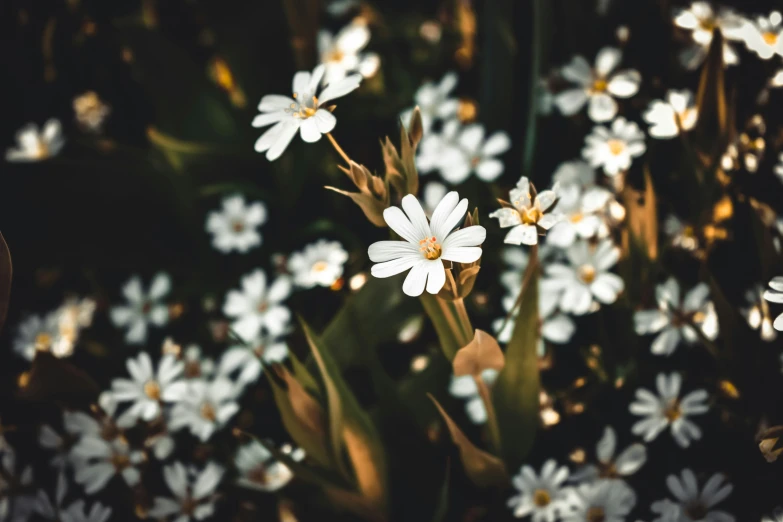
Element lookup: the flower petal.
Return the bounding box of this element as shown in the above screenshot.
[368,240,420,262]
[371,255,420,278]
[402,261,430,296]
[442,226,486,249]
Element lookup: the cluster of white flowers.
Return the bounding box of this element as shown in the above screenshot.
[13,297,96,360]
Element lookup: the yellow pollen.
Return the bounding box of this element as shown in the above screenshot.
[290,95,319,119]
[586,507,606,522]
[33,140,49,160]
[578,265,596,284]
[664,400,682,422]
[327,49,345,63]
[200,402,217,422]
[419,236,442,260]
[763,31,778,45]
[312,260,330,273]
[522,207,543,225]
[591,78,608,92]
[143,380,161,400]
[35,333,53,351]
[570,213,584,224]
[607,139,625,156]
[533,489,551,507]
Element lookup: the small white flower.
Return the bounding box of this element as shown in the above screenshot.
[288,239,349,288]
[168,378,240,441]
[544,239,624,315]
[5,119,65,162]
[664,215,700,252]
[740,11,783,60]
[218,332,289,385]
[148,462,224,522]
[490,176,560,246]
[555,47,641,122]
[634,278,719,356]
[13,313,60,361]
[562,479,636,522]
[507,460,575,521]
[53,297,96,357]
[763,507,783,522]
[448,369,499,424]
[110,352,185,428]
[742,285,777,341]
[60,500,113,522]
[223,269,292,340]
[71,436,144,494]
[401,72,459,133]
[550,160,599,210]
[763,276,783,331]
[63,393,118,442]
[582,117,646,176]
[651,469,734,522]
[435,121,512,184]
[570,426,647,483]
[318,20,380,84]
[110,273,171,345]
[643,89,699,139]
[547,187,612,249]
[673,2,746,69]
[367,192,486,297]
[234,441,302,492]
[205,195,267,254]
[629,372,709,448]
[252,64,362,161]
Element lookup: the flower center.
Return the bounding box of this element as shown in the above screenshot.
[763,31,779,45]
[326,49,345,63]
[586,507,606,522]
[248,464,269,485]
[232,220,245,233]
[312,260,330,273]
[532,488,551,507]
[200,402,217,422]
[664,399,682,422]
[607,139,625,156]
[470,156,481,167]
[257,301,268,313]
[184,360,202,378]
[141,301,152,315]
[111,453,130,471]
[598,462,618,479]
[685,501,708,520]
[570,212,584,224]
[591,78,608,93]
[33,139,50,159]
[35,333,53,351]
[578,264,597,284]
[522,206,543,225]
[253,343,266,358]
[419,236,442,260]
[289,93,319,119]
[699,19,717,32]
[144,380,161,400]
[682,225,695,238]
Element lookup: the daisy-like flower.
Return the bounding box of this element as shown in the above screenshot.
[634,278,719,356]
[643,89,699,139]
[562,479,636,522]
[507,460,575,521]
[570,426,647,483]
[218,332,289,385]
[555,47,641,122]
[13,313,60,361]
[318,20,380,85]
[629,372,709,448]
[401,72,459,133]
[742,285,777,341]
[546,186,612,249]
[449,369,499,424]
[582,117,646,176]
[544,239,624,315]
[168,378,240,442]
[435,121,512,184]
[110,352,185,428]
[148,462,224,522]
[673,2,746,69]
[288,239,349,288]
[235,441,302,492]
[651,469,734,522]
[740,11,783,60]
[73,91,111,133]
[763,276,783,332]
[5,119,65,162]
[490,176,560,246]
[35,472,113,522]
[252,64,362,161]
[223,270,292,340]
[180,344,216,380]
[110,273,171,345]
[367,192,486,297]
[205,195,267,254]
[71,436,144,494]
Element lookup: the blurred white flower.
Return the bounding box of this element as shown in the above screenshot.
[110,273,171,345]
[629,372,709,448]
[148,462,224,522]
[223,269,292,340]
[651,469,734,522]
[490,176,560,246]
[205,195,267,254]
[0,436,35,521]
[740,11,783,60]
[318,20,380,84]
[507,460,575,521]
[435,121,512,184]
[570,426,646,483]
[181,344,216,380]
[60,500,112,522]
[401,72,459,133]
[252,64,362,161]
[13,313,60,361]
[35,472,112,522]
[5,119,65,162]
[634,278,719,356]
[368,192,485,297]
[33,471,67,519]
[71,436,143,494]
[288,239,349,288]
[664,214,700,252]
[673,2,746,69]
[63,393,119,443]
[235,441,302,492]
[448,369,499,424]
[421,181,448,216]
[168,378,239,442]
[643,89,699,139]
[54,297,96,356]
[14,298,96,361]
[742,285,777,341]
[776,152,783,182]
[555,47,641,122]
[537,77,555,115]
[219,332,289,385]
[763,276,783,331]
[547,186,611,249]
[73,91,111,133]
[562,479,636,522]
[38,425,67,468]
[582,117,646,176]
[763,508,783,522]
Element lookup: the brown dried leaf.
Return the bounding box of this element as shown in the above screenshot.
[325,186,388,227]
[275,365,327,438]
[452,329,505,377]
[407,107,423,149]
[623,167,658,261]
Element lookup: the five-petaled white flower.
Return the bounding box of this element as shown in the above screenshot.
[148,462,224,522]
[288,239,349,288]
[629,372,709,448]
[318,20,380,85]
[205,195,267,254]
[570,426,647,483]
[401,72,459,133]
[740,11,783,60]
[218,332,289,386]
[6,119,65,162]
[507,460,575,521]
[435,121,512,184]
[234,441,303,492]
[763,276,783,332]
[490,176,560,246]
[742,285,777,341]
[448,369,499,424]
[546,164,612,248]
[634,278,719,356]
[71,436,144,494]
[223,270,292,341]
[110,273,171,345]
[168,378,240,442]
[673,2,746,69]
[562,479,636,522]
[555,47,641,122]
[367,192,486,297]
[252,64,362,161]
[582,117,646,176]
[643,89,699,139]
[651,469,734,522]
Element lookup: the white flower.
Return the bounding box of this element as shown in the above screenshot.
[435,121,512,183]
[570,426,647,483]
[288,239,349,288]
[5,119,65,162]
[544,239,624,315]
[551,160,599,210]
[555,47,641,122]
[110,352,185,428]
[629,372,709,448]
[546,187,612,249]
[449,369,499,424]
[63,393,118,442]
[13,313,60,361]
[367,192,486,297]
[35,472,113,522]
[223,270,292,340]
[763,508,783,522]
[763,276,783,331]
[673,2,746,69]
[205,195,267,253]
[234,441,302,492]
[71,436,144,494]
[742,285,777,341]
[582,117,646,176]
[401,72,459,133]
[740,11,783,60]
[776,153,783,182]
[664,214,700,252]
[60,500,113,522]
[643,89,699,139]
[218,332,289,385]
[651,469,734,522]
[318,20,380,84]
[507,460,575,521]
[634,278,719,356]
[53,297,96,357]
[562,479,636,522]
[252,64,362,161]
[422,181,448,216]
[490,176,560,246]
[148,462,224,521]
[168,378,240,441]
[110,273,171,345]
[181,344,216,380]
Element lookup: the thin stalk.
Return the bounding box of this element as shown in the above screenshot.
[474,375,502,454]
[326,132,352,166]
[498,245,539,335]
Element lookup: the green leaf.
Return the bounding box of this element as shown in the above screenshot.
[0,233,12,335]
[419,294,472,361]
[695,28,729,167]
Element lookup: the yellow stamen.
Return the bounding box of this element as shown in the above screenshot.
[532,489,551,507]
[664,400,682,422]
[763,31,778,45]
[419,236,442,260]
[143,380,161,400]
[607,139,625,156]
[578,265,596,284]
[200,402,217,422]
[591,78,608,93]
[522,207,543,225]
[312,260,329,273]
